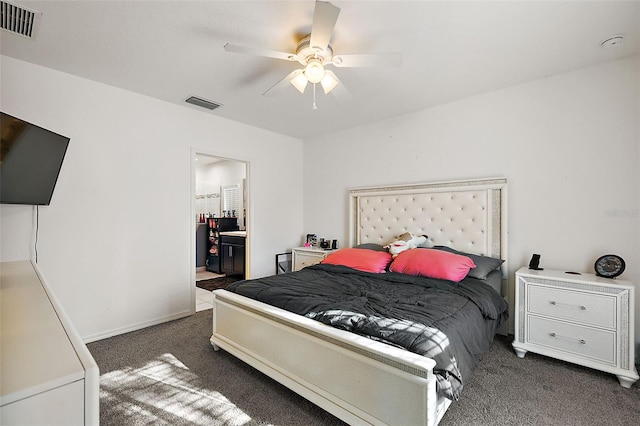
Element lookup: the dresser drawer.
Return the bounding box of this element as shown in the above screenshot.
[527,316,616,364]
[527,285,616,328]
[293,251,326,271]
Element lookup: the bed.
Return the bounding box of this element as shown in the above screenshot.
[210,177,508,425]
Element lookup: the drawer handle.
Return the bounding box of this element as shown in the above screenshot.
[549,332,586,344]
[549,301,586,310]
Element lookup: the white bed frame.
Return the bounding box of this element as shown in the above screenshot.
[211,177,507,425]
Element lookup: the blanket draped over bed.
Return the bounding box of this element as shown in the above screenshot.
[225,263,508,401]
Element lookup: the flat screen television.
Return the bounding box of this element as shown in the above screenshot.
[1,112,70,205]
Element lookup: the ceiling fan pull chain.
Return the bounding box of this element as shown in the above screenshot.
[312,83,318,110]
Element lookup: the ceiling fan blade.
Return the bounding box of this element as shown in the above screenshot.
[332,53,403,68]
[224,43,298,62]
[310,1,340,51]
[262,69,304,96]
[329,80,351,102]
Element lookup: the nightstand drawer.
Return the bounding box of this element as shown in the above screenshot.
[527,316,616,364]
[527,285,616,328]
[293,251,326,271]
[513,267,638,388]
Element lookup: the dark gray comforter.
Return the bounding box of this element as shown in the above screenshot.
[225,264,508,400]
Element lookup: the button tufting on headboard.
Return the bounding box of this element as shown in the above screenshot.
[349,178,507,266]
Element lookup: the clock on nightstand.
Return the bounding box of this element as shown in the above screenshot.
[512,267,638,388]
[594,254,625,278]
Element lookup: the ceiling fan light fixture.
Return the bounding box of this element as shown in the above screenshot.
[320,71,340,94]
[304,59,325,84]
[290,71,309,93]
[224,1,401,99]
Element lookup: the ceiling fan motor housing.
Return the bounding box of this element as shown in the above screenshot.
[295,34,333,65]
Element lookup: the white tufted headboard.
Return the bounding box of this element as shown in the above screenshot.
[349,178,508,276]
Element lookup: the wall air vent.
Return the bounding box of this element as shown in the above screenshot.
[1,1,39,39]
[185,96,222,111]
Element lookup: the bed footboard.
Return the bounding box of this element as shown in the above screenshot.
[210,290,451,426]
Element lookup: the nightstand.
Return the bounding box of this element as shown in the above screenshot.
[292,247,337,272]
[513,267,638,388]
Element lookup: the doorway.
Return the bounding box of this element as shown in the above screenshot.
[192,152,249,312]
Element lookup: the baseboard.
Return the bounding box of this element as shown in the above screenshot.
[83,309,194,343]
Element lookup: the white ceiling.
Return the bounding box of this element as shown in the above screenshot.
[1,1,639,139]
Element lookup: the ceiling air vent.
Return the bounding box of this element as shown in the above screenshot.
[1,1,39,39]
[185,96,222,111]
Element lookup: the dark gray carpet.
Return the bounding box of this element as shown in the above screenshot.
[88,310,640,425]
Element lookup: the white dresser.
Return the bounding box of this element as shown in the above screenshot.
[292,247,337,272]
[0,261,99,425]
[512,267,638,388]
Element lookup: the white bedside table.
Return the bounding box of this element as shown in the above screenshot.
[292,247,337,272]
[512,267,638,388]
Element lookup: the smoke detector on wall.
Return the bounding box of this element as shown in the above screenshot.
[600,35,624,48]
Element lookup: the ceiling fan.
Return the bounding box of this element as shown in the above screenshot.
[224,1,402,106]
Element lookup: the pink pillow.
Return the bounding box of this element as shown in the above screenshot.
[321,248,392,273]
[389,249,476,282]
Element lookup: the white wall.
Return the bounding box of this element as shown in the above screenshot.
[303,57,640,346]
[2,53,638,354]
[195,159,246,222]
[0,56,304,341]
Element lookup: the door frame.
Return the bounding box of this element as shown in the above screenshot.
[190,147,251,312]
